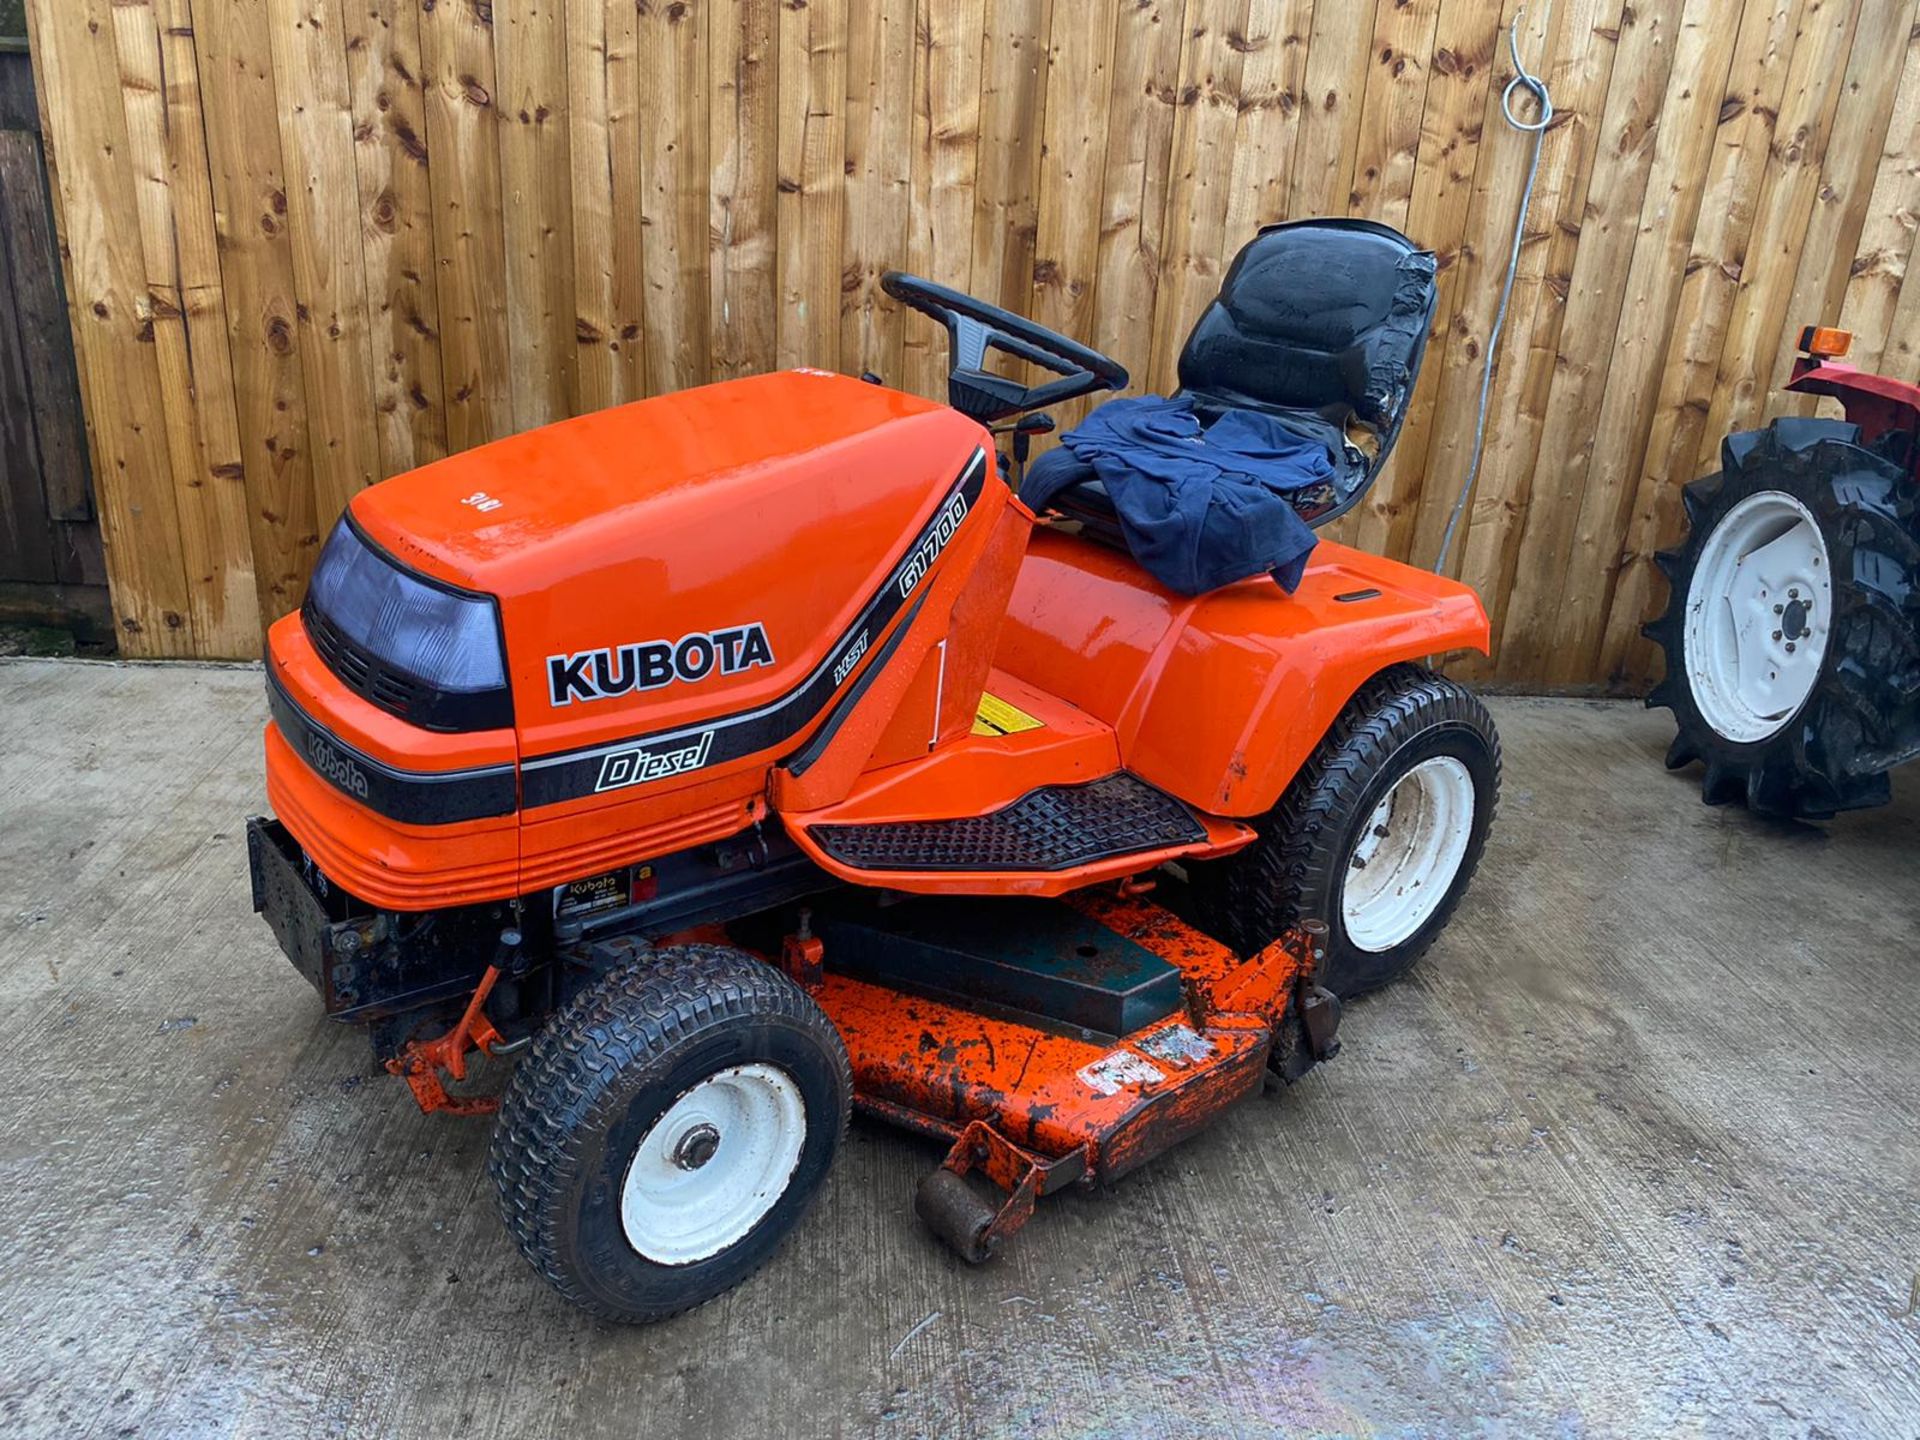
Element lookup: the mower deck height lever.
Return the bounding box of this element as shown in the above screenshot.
[385,927,523,1116]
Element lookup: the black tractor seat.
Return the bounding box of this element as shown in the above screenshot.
[1022,218,1439,547]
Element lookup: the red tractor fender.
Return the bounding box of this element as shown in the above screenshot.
[996,528,1490,817]
[1786,352,1920,472]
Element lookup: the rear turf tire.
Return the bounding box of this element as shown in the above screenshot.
[1185,664,1500,1000]
[487,944,851,1324]
[1643,416,1920,820]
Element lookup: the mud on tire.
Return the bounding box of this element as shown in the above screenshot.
[1644,416,1920,820]
[1184,664,1500,1002]
[486,944,851,1324]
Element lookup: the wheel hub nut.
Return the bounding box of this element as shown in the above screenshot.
[672,1123,721,1171]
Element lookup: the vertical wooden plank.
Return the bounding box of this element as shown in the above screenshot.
[345,0,451,475]
[0,127,94,541]
[1147,0,1253,394]
[901,0,981,397]
[109,0,261,654]
[267,0,383,526]
[0,181,55,584]
[1219,0,1314,246]
[1366,0,1508,567]
[709,0,776,382]
[494,0,575,425]
[1598,0,1805,688]
[1320,0,1443,555]
[1345,0,1443,227]
[1286,0,1376,217]
[1768,0,1916,409]
[420,0,512,449]
[635,0,707,394]
[152,0,254,631]
[0,125,97,582]
[1084,0,1185,404]
[1875,219,1920,376]
[1691,0,1867,468]
[1497,0,1691,682]
[571,0,646,407]
[970,0,1053,326]
[1028,0,1118,373]
[776,0,847,371]
[840,0,915,384]
[1837,16,1920,368]
[189,0,320,625]
[1444,0,1628,678]
[1542,0,1756,682]
[1404,0,1547,575]
[26,0,198,653]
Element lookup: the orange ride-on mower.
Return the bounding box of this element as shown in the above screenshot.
[1647,325,1920,819]
[247,219,1500,1323]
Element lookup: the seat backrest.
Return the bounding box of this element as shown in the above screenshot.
[1176,219,1438,440]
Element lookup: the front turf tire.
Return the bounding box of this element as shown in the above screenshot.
[487,944,851,1324]
[1185,664,1500,1001]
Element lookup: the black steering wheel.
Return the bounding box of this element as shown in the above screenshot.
[881,271,1129,424]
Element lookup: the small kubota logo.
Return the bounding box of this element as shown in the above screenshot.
[306,733,370,799]
[896,493,969,598]
[548,624,775,707]
[594,731,714,792]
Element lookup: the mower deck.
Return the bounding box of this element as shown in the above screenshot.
[802,891,1333,1260]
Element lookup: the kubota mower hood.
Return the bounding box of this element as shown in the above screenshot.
[345,368,989,768]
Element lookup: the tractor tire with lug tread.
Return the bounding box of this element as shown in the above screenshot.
[1644,416,1920,820]
[487,943,851,1324]
[1184,663,1500,1002]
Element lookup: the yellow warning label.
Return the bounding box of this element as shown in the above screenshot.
[972,691,1045,736]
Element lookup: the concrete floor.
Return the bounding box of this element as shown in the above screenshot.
[2,658,1918,1438]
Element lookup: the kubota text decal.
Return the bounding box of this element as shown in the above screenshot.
[546,625,776,707]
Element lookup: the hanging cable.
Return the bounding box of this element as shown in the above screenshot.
[1434,7,1554,573]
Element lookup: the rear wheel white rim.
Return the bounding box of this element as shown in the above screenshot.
[620,1062,806,1265]
[1341,755,1477,953]
[1682,490,1831,743]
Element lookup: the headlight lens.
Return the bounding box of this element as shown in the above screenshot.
[302,518,511,730]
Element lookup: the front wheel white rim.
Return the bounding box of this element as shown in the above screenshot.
[620,1062,807,1265]
[1341,755,1477,953]
[1682,490,1832,743]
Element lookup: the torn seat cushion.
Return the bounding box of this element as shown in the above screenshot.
[1020,394,1332,595]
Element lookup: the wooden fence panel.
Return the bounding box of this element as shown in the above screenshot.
[419,0,512,452]
[27,0,197,653]
[110,0,259,654]
[0,46,106,635]
[346,0,449,478]
[24,0,1920,682]
[496,0,579,429]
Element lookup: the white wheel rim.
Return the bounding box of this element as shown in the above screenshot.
[1341,755,1477,953]
[1682,490,1831,744]
[619,1062,807,1265]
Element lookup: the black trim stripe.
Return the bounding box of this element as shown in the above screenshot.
[782,592,927,778]
[266,669,518,825]
[518,448,990,810]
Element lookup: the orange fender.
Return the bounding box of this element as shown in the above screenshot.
[995,528,1490,817]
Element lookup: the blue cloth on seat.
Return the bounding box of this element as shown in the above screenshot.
[1020,394,1332,594]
